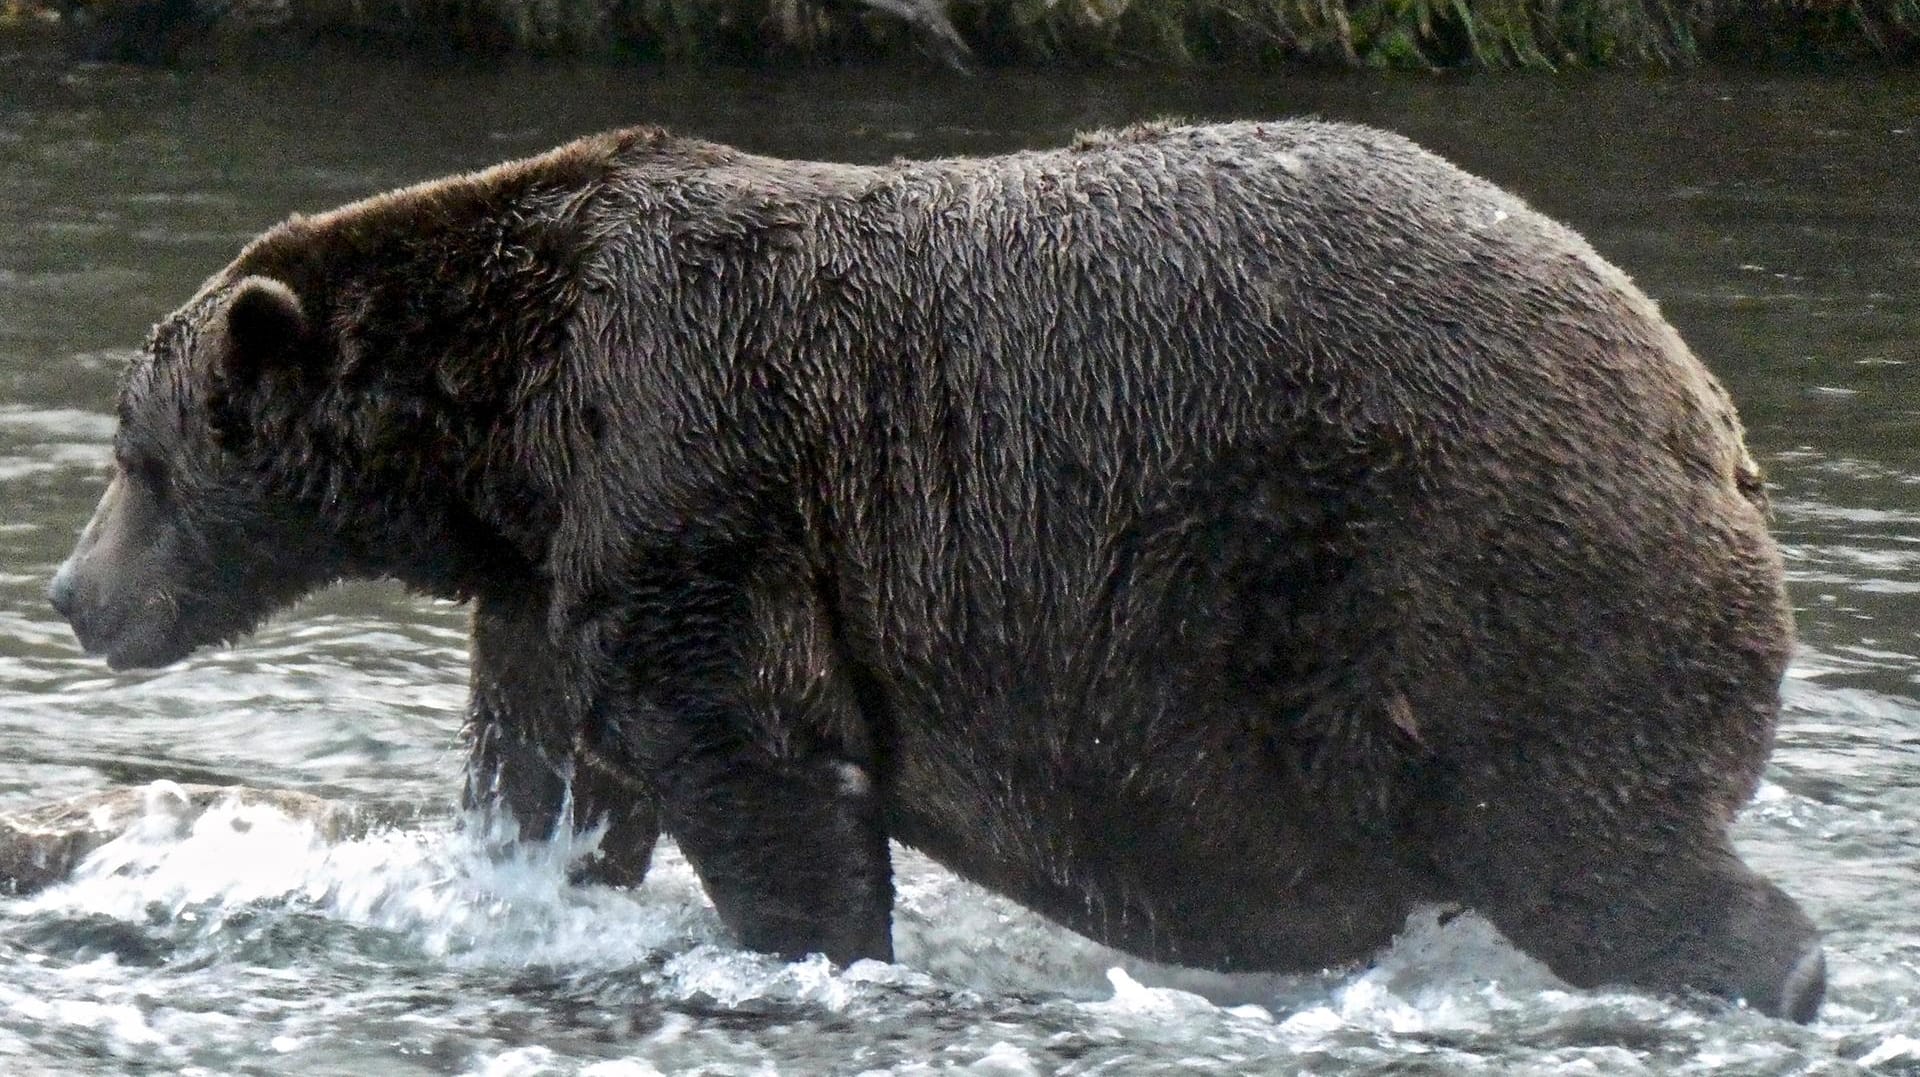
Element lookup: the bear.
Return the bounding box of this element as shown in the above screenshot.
[49,121,1824,1020]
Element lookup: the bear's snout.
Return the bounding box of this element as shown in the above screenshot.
[48,551,131,665]
[49,474,192,671]
[46,562,76,622]
[49,564,190,671]
[50,477,125,655]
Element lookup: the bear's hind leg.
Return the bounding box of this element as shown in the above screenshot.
[1439,808,1823,1021]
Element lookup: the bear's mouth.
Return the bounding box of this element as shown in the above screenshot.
[62,598,196,672]
[101,633,195,672]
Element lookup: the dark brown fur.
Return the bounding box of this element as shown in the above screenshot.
[51,121,1823,1019]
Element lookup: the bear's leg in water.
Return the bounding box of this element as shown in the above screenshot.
[596,557,894,965]
[1456,826,1823,1021]
[465,592,660,885]
[1401,457,1820,1019]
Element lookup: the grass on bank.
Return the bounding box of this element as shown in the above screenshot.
[10,0,1920,67]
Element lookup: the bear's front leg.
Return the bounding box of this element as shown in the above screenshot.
[465,592,660,886]
[643,711,893,964]
[596,566,893,966]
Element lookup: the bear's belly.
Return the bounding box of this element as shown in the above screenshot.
[882,732,1420,972]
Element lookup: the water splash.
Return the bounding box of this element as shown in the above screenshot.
[5,784,1810,1075]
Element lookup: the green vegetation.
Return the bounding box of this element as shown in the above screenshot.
[11,0,1920,67]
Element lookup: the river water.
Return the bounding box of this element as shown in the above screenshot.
[1,48,1917,1075]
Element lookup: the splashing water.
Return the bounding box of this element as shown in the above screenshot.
[0,785,1870,1074]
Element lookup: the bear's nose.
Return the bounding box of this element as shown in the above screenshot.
[48,562,76,621]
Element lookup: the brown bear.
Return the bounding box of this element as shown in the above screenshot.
[49,121,1824,1020]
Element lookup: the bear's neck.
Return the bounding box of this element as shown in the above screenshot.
[238,193,581,602]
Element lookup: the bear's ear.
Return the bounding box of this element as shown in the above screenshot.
[222,276,308,375]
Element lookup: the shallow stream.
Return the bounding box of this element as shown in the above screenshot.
[2,51,1917,1074]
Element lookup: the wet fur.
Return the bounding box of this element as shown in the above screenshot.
[62,121,1820,1018]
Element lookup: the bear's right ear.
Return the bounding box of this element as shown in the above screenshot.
[221,276,308,377]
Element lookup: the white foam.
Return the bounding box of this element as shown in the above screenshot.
[26,792,722,971]
[578,1061,667,1077]
[18,787,1637,1065]
[469,1044,563,1077]
[0,956,208,1066]
[959,1040,1041,1076]
[1861,1035,1920,1067]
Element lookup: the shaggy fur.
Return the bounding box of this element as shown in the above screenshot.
[51,121,1823,1020]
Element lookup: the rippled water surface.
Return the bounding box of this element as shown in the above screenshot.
[2,50,1917,1075]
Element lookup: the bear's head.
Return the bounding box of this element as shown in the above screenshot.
[48,130,735,669]
[48,277,348,670]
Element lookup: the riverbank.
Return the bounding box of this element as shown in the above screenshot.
[5,0,1917,69]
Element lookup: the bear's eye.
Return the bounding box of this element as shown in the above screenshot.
[122,453,172,503]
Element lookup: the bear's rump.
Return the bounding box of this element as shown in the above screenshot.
[869,401,1785,965]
